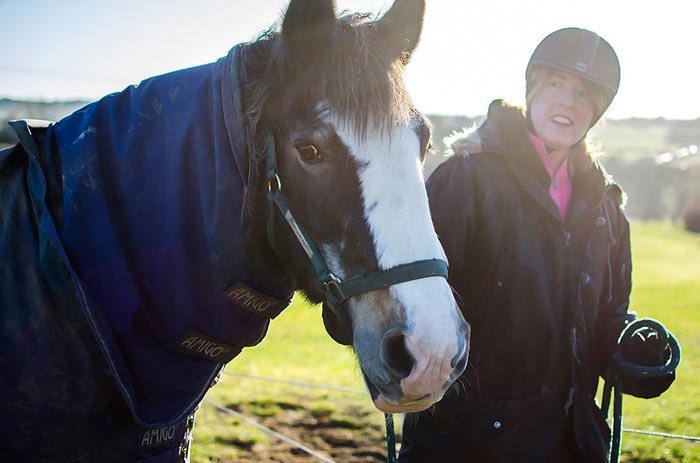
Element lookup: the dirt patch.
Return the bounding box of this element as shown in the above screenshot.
[211,399,391,463]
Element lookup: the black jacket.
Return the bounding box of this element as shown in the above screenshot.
[400,100,667,462]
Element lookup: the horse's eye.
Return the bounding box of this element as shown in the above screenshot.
[296,144,323,164]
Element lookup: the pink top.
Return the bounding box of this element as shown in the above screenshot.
[528,132,573,221]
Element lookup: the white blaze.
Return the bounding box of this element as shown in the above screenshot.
[331,114,458,369]
[334,120,445,267]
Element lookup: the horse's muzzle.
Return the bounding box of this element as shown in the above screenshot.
[364,324,470,413]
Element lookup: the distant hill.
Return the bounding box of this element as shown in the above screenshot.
[427,113,700,163]
[0,98,88,126]
[2,97,698,159]
[423,113,700,223]
[0,98,89,148]
[2,98,699,222]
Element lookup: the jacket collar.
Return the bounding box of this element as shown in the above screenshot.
[451,99,615,226]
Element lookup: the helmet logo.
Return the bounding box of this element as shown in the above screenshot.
[574,61,589,73]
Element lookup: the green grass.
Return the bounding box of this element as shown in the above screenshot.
[615,223,700,462]
[192,296,375,462]
[592,122,675,161]
[194,222,700,462]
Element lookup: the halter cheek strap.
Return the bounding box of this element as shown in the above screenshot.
[263,133,449,313]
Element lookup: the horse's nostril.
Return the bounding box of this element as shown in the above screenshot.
[381,331,415,380]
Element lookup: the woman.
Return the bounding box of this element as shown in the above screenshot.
[399,28,677,462]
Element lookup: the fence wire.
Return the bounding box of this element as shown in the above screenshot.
[224,371,365,395]
[204,399,337,463]
[623,428,700,442]
[223,370,700,444]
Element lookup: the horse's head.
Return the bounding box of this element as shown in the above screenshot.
[244,0,470,413]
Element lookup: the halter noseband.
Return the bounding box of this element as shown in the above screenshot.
[264,133,448,315]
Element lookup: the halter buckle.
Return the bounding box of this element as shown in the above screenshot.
[326,274,347,303]
[267,173,282,192]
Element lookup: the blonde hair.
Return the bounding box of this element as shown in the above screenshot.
[525,65,607,122]
[525,65,605,160]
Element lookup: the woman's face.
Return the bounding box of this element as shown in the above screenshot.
[528,70,595,151]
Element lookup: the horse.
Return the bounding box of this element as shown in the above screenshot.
[0,0,470,461]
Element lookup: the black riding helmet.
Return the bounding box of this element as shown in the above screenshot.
[526,27,621,126]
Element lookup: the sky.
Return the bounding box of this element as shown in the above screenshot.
[0,0,698,120]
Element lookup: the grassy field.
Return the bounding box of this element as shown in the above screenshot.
[592,121,675,161]
[193,222,700,462]
[614,223,700,462]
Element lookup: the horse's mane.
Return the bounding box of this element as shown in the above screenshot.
[239,13,413,220]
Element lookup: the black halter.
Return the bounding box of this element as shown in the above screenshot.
[263,133,448,316]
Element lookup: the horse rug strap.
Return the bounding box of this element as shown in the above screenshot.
[137,410,197,463]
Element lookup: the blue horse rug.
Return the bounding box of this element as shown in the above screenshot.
[0,44,293,461]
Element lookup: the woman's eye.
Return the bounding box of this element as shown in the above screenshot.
[296,144,323,164]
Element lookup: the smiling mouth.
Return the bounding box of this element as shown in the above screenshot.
[551,115,573,126]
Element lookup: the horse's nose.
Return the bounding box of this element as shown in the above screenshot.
[380,328,415,380]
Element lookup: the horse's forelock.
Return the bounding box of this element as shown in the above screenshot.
[244,14,412,135]
[322,14,413,137]
[239,12,414,218]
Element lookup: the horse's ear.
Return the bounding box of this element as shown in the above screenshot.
[375,0,425,63]
[282,0,337,64]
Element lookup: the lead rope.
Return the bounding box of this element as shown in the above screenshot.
[601,319,681,463]
[385,413,397,463]
[600,370,623,463]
